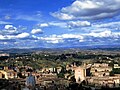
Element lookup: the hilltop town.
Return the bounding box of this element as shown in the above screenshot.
[0,48,120,90]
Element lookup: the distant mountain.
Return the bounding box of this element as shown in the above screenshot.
[0,45,120,54]
[87,45,120,51]
[0,48,35,54]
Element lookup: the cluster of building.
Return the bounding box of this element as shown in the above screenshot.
[1,56,120,89]
[0,65,69,90]
[0,66,17,79]
[74,63,120,88]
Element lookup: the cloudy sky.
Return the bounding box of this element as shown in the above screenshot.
[0,0,120,49]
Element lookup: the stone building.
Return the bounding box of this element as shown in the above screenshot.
[74,67,86,83]
[74,63,120,87]
[90,63,112,77]
[0,70,17,79]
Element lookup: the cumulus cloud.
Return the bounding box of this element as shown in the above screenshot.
[5,25,12,29]
[0,32,30,40]
[60,34,84,39]
[67,21,91,28]
[0,24,38,42]
[51,0,120,20]
[46,40,63,44]
[31,29,43,34]
[38,23,49,27]
[2,25,19,35]
[49,22,67,28]
[94,21,120,29]
[39,29,120,45]
[40,34,84,44]
[89,30,112,37]
[4,25,17,30]
[37,22,67,28]
[16,32,30,39]
[40,35,63,44]
[38,20,91,29]
[0,35,6,40]
[88,30,120,38]
[51,13,74,20]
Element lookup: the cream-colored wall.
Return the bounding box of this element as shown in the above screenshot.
[0,70,8,79]
[75,67,86,83]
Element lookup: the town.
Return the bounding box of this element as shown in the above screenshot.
[0,48,120,90]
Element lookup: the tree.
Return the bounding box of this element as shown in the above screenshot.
[70,76,76,82]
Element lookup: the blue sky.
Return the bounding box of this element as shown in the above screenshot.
[0,0,120,49]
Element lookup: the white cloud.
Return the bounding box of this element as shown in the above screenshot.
[3,42,8,45]
[32,35,38,39]
[87,30,120,38]
[113,32,120,38]
[3,25,18,35]
[89,30,112,37]
[41,35,62,41]
[5,25,13,29]
[31,29,43,34]
[40,34,84,44]
[39,23,49,27]
[6,35,15,39]
[38,20,91,29]
[40,35,63,44]
[60,34,84,39]
[94,21,120,28]
[47,40,63,44]
[51,13,74,20]
[42,34,84,40]
[68,21,91,28]
[0,34,16,40]
[0,35,6,40]
[49,22,67,28]
[52,0,120,20]
[4,25,17,30]
[16,32,30,39]
[0,32,30,40]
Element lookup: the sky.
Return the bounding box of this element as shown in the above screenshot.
[0,0,120,49]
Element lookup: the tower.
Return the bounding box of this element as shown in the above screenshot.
[75,67,86,83]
